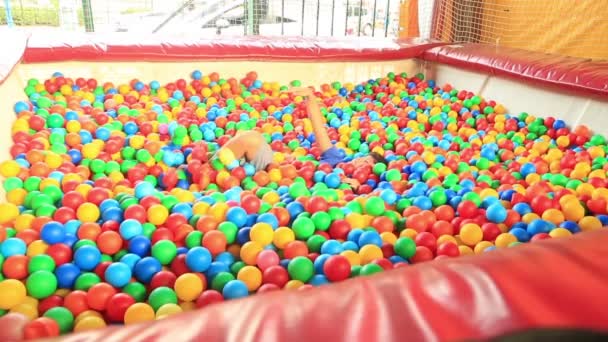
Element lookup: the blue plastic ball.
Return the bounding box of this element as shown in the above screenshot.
[256,213,279,229]
[320,240,343,255]
[357,231,383,247]
[73,245,101,271]
[133,257,162,283]
[222,280,249,299]
[128,236,151,257]
[55,263,81,288]
[119,219,143,240]
[324,173,341,189]
[40,221,66,245]
[0,238,27,257]
[104,262,132,287]
[486,203,507,223]
[226,207,248,228]
[186,247,212,272]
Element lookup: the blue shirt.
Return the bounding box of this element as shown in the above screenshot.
[320,147,346,167]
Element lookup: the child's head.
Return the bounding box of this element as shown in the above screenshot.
[351,152,387,168]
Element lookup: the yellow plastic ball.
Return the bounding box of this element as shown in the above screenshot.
[579,216,602,231]
[208,202,229,221]
[155,304,183,319]
[380,232,397,245]
[76,202,100,223]
[10,302,38,320]
[272,227,295,249]
[73,316,107,332]
[179,301,197,312]
[542,209,565,225]
[340,250,361,266]
[284,280,304,290]
[174,273,204,302]
[474,241,494,254]
[124,303,155,325]
[262,191,280,205]
[494,233,517,248]
[459,223,483,246]
[437,235,458,245]
[218,148,236,165]
[358,245,383,265]
[14,214,35,232]
[237,266,262,292]
[27,240,49,257]
[549,227,573,238]
[249,223,274,246]
[458,245,474,256]
[400,228,418,239]
[240,241,263,265]
[74,310,103,325]
[147,204,169,226]
[0,279,27,309]
[0,203,19,224]
[0,160,21,177]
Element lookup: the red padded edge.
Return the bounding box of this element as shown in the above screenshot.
[23,33,445,63]
[423,43,608,97]
[0,29,27,85]
[59,230,608,342]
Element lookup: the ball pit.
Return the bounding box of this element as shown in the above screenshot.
[0,33,608,341]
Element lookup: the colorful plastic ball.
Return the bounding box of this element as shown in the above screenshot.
[133,257,162,283]
[256,249,280,271]
[459,223,483,246]
[175,273,204,302]
[86,283,117,311]
[202,230,227,256]
[148,287,178,311]
[486,203,508,223]
[1,238,27,257]
[23,316,61,340]
[104,262,132,287]
[73,245,101,271]
[394,237,416,259]
[124,303,155,325]
[26,270,58,299]
[119,219,143,240]
[226,207,248,227]
[185,247,212,272]
[0,203,19,224]
[151,240,177,265]
[292,217,315,240]
[43,307,74,334]
[196,290,224,308]
[0,279,27,309]
[40,221,66,245]
[323,255,351,282]
[55,263,81,289]
[237,266,263,291]
[222,280,249,300]
[287,256,314,283]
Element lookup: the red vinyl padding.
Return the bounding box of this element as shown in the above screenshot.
[58,230,608,342]
[423,43,608,97]
[22,33,444,63]
[0,29,27,85]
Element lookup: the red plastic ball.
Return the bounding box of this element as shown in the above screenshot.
[38,295,63,316]
[86,283,118,311]
[150,271,177,291]
[414,232,437,252]
[436,242,460,257]
[323,255,351,282]
[196,290,224,308]
[410,246,434,263]
[106,293,136,323]
[262,265,289,288]
[3,255,29,280]
[63,290,89,317]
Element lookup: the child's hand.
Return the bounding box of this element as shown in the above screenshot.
[342,177,361,189]
[286,87,315,97]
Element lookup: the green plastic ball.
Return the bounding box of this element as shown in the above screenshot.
[292,217,315,240]
[151,240,177,265]
[364,196,385,216]
[394,237,417,259]
[148,286,178,311]
[287,256,314,282]
[26,270,58,299]
[44,307,74,334]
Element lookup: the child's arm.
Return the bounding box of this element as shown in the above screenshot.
[216,130,266,162]
[288,87,333,152]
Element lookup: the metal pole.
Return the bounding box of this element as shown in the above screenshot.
[371,0,377,37]
[315,0,320,36]
[330,0,335,36]
[301,0,305,36]
[243,0,247,35]
[81,0,95,32]
[4,0,14,27]
[384,0,390,37]
[344,0,349,36]
[152,0,194,33]
[357,0,363,36]
[281,0,285,35]
[247,0,255,35]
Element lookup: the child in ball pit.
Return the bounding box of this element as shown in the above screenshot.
[202,87,387,190]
